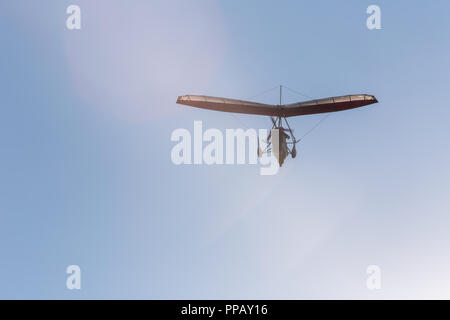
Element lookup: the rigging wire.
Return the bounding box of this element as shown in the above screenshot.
[298,113,331,141]
[283,85,314,100]
[228,84,331,140]
[282,85,331,141]
[246,85,281,101]
[229,85,280,128]
[230,113,248,128]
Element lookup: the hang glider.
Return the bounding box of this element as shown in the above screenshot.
[176,87,378,167]
[176,94,378,117]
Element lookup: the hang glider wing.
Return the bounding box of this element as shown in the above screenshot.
[282,94,378,117]
[176,94,378,117]
[176,95,278,116]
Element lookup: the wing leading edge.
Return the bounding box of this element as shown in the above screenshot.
[176,94,378,117]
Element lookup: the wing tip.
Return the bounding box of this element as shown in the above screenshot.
[176,95,185,104]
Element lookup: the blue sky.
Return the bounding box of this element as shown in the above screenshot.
[1,0,450,299]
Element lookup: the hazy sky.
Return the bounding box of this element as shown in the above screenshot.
[1,0,450,299]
